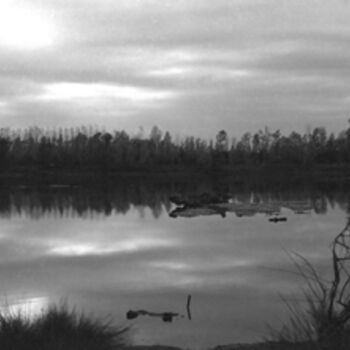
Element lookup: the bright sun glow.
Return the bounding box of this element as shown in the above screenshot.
[0,3,56,50]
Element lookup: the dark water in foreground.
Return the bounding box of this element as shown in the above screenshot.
[0,178,348,349]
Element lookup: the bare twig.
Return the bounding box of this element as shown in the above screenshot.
[186,294,192,320]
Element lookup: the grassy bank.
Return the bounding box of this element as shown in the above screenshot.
[0,303,128,350]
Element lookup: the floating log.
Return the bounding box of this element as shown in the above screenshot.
[126,309,179,323]
[269,216,287,223]
[126,295,193,323]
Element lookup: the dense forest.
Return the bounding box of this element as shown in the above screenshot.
[0,124,350,173]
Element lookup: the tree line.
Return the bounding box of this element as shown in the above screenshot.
[0,124,350,172]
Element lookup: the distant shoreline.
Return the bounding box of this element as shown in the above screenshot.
[1,164,350,184]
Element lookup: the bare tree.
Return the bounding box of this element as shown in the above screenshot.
[318,218,350,349]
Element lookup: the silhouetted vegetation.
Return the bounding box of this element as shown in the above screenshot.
[1,124,350,173]
[0,303,128,350]
[268,220,350,350]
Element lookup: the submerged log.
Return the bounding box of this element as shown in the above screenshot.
[268,216,287,223]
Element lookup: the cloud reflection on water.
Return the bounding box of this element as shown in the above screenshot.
[0,183,348,348]
[0,296,49,318]
[48,236,178,257]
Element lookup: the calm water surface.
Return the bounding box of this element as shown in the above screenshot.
[0,179,348,349]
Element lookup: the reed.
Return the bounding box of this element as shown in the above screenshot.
[268,220,350,349]
[0,303,128,350]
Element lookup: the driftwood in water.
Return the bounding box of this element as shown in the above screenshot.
[169,205,226,218]
[126,310,179,323]
[169,192,229,219]
[269,216,287,223]
[126,295,193,323]
[169,193,284,219]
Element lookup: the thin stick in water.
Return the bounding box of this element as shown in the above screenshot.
[186,294,192,320]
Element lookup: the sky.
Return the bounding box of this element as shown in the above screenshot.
[1,0,350,138]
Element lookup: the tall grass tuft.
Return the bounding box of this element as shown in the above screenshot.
[268,219,350,350]
[0,303,128,350]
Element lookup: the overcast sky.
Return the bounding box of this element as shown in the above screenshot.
[1,0,350,138]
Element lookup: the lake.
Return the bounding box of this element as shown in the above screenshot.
[0,176,348,349]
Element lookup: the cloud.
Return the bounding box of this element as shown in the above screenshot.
[0,0,350,137]
[37,82,175,103]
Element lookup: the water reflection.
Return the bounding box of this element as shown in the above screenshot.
[0,178,349,348]
[48,236,177,257]
[0,183,168,219]
[0,179,348,219]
